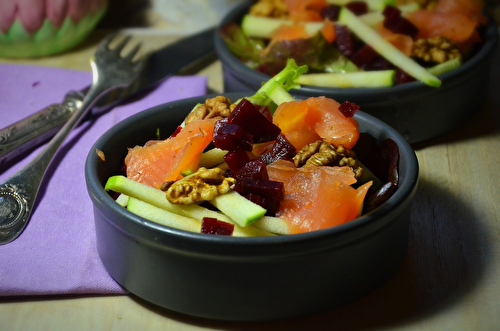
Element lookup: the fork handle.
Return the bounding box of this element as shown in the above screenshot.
[0,90,86,168]
[0,84,105,244]
[23,83,105,177]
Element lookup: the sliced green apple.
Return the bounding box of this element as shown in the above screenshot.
[338,7,441,87]
[298,70,395,88]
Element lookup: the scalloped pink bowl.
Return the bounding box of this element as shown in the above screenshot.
[0,0,108,57]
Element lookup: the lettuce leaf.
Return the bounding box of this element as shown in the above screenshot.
[219,22,266,68]
[244,59,308,113]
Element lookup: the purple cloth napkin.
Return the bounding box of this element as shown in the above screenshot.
[0,64,207,296]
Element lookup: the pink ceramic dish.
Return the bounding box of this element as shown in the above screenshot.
[0,0,108,57]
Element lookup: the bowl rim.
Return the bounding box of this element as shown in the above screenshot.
[85,93,419,249]
[214,0,499,97]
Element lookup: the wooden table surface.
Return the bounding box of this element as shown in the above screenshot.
[1,10,500,331]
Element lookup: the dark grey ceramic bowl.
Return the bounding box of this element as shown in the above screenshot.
[215,0,499,144]
[85,93,419,322]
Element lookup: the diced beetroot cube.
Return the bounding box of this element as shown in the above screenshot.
[338,101,360,118]
[235,158,269,181]
[216,221,235,235]
[320,5,341,21]
[201,217,234,236]
[395,69,416,85]
[257,105,273,122]
[366,56,393,71]
[244,193,281,217]
[228,98,281,143]
[260,134,296,164]
[381,5,418,38]
[240,178,285,201]
[170,125,182,138]
[334,24,355,57]
[245,193,265,208]
[224,147,251,174]
[382,5,401,20]
[349,44,378,69]
[201,217,219,234]
[345,1,368,16]
[262,197,280,216]
[213,121,253,151]
[383,16,418,38]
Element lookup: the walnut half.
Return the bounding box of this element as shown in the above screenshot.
[184,96,236,125]
[165,167,236,204]
[293,140,363,179]
[411,36,462,64]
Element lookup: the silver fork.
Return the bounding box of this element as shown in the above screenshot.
[0,34,146,245]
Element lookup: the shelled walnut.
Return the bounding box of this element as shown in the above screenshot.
[184,96,236,125]
[293,140,363,179]
[164,167,236,204]
[249,0,288,19]
[412,36,462,64]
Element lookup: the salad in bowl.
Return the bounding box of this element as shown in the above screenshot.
[220,0,490,88]
[85,60,419,320]
[102,60,403,236]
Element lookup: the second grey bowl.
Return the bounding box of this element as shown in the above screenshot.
[214,0,499,144]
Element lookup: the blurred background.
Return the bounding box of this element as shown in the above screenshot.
[98,0,246,34]
[0,0,248,92]
[0,0,498,92]
[100,0,499,32]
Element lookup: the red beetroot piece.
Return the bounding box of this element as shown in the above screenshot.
[235,158,269,182]
[334,24,355,57]
[213,121,253,151]
[320,5,341,21]
[384,17,418,38]
[349,44,378,69]
[170,125,182,138]
[243,192,264,208]
[257,105,272,122]
[260,134,296,164]
[382,5,401,20]
[262,197,280,216]
[245,193,281,216]
[395,69,416,84]
[345,1,368,16]
[239,178,285,201]
[224,147,251,174]
[201,217,234,235]
[382,5,418,38]
[227,98,281,143]
[339,101,360,118]
[367,56,393,71]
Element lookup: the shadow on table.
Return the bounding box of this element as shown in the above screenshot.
[412,99,500,151]
[130,176,492,330]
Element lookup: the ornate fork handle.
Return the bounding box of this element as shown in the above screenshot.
[0,90,85,167]
[0,86,108,243]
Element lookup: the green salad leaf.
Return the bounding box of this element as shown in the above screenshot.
[243,58,308,113]
[219,22,266,67]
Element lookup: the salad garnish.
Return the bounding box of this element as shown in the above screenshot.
[104,61,400,236]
